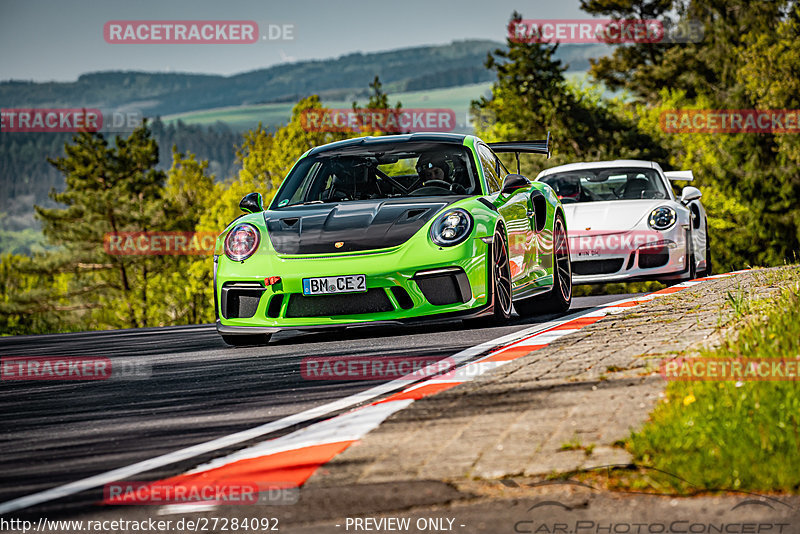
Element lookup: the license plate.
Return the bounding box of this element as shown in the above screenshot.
[302,274,367,296]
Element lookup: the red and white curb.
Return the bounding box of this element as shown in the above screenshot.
[110,272,744,510]
[0,272,743,514]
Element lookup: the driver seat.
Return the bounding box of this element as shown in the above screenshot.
[622,178,653,199]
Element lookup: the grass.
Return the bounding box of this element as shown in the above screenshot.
[559,438,583,451]
[161,72,594,133]
[161,82,495,132]
[624,269,800,493]
[725,284,752,317]
[560,438,596,456]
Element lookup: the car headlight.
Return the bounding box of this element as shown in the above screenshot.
[224,223,260,261]
[648,206,677,230]
[430,208,473,247]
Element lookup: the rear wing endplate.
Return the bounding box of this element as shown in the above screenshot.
[664,170,694,181]
[487,132,551,173]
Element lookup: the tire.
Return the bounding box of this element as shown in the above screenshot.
[686,230,697,281]
[221,333,271,347]
[464,227,512,327]
[514,212,572,317]
[698,222,712,277]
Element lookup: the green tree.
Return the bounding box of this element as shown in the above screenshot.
[147,149,217,326]
[471,11,667,176]
[581,0,800,268]
[27,124,169,329]
[352,75,404,135]
[1,83,398,335]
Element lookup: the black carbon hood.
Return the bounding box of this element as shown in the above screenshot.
[263,197,464,254]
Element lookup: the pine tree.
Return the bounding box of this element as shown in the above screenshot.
[30,123,168,329]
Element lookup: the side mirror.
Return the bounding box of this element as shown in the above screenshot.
[239,192,264,214]
[501,174,531,195]
[680,186,702,204]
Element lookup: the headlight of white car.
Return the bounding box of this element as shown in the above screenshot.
[648,206,677,230]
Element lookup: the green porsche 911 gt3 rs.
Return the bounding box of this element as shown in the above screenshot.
[214,133,571,346]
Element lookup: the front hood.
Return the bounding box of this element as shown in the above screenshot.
[563,199,672,234]
[263,197,463,254]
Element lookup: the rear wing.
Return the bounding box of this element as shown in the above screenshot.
[664,170,694,181]
[487,132,551,173]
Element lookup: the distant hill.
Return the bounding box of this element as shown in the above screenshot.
[0,40,612,240]
[0,40,609,117]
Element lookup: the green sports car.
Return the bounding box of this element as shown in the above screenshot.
[214,133,572,346]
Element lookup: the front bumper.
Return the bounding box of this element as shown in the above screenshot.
[215,236,492,333]
[569,227,691,284]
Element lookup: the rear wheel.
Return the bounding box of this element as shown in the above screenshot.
[221,334,271,347]
[514,213,572,316]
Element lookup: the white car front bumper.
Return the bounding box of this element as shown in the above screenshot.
[569,226,691,284]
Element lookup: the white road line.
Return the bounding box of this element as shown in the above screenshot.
[3,275,739,514]
[0,310,589,515]
[186,399,415,474]
[162,274,744,484]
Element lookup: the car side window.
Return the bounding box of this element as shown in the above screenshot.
[478,144,502,194]
[495,152,509,180]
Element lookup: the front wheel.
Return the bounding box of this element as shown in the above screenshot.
[464,227,512,327]
[221,333,272,347]
[686,230,697,281]
[698,221,712,277]
[514,213,572,317]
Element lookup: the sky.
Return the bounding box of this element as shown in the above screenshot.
[0,0,589,82]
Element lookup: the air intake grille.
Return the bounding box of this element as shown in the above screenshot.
[221,283,264,319]
[417,276,462,305]
[285,289,393,318]
[414,269,471,306]
[638,247,670,269]
[572,259,624,276]
[390,286,414,310]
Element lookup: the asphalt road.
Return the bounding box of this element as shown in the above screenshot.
[0,294,632,519]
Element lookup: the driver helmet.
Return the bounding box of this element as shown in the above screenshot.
[556,176,581,201]
[416,153,451,182]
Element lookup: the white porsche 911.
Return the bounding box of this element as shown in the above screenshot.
[535,160,710,284]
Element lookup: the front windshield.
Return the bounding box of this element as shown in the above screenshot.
[539,167,669,203]
[271,142,479,208]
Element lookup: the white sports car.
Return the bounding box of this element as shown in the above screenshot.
[535,160,710,284]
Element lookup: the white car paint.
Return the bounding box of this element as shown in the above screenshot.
[536,160,710,284]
